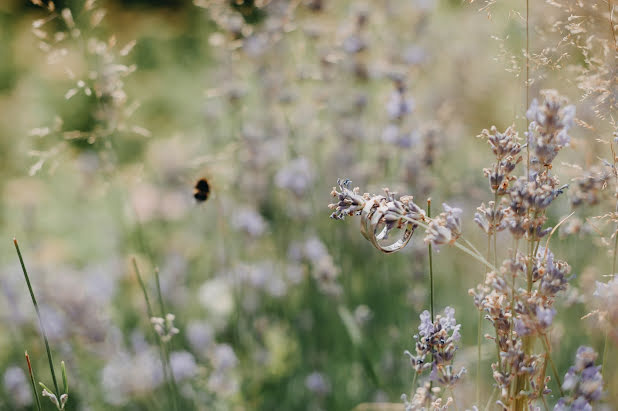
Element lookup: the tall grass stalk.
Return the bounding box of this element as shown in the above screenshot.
[13,238,61,399]
[25,351,42,411]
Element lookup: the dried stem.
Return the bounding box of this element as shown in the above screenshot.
[427,199,434,322]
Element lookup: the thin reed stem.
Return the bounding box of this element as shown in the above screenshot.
[603,144,618,382]
[153,266,166,316]
[132,258,178,411]
[401,216,496,271]
[483,386,497,411]
[25,352,42,411]
[602,330,610,384]
[132,257,154,318]
[427,199,434,322]
[477,233,493,405]
[525,0,530,179]
[476,309,483,405]
[13,238,60,399]
[452,241,495,272]
[449,387,459,411]
[541,334,564,397]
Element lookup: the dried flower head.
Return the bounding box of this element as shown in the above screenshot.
[424,204,462,247]
[526,90,576,167]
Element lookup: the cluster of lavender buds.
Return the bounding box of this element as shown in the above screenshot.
[151,313,180,343]
[470,254,559,402]
[474,201,506,235]
[424,204,462,247]
[526,90,575,167]
[479,126,522,195]
[404,307,466,388]
[554,347,603,410]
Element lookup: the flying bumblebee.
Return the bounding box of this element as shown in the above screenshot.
[193,178,210,203]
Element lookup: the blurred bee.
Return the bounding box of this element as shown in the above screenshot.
[193,178,211,203]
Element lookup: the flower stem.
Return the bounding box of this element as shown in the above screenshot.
[13,238,60,399]
[427,199,434,322]
[132,258,178,411]
[541,334,564,397]
[477,233,492,405]
[25,351,42,411]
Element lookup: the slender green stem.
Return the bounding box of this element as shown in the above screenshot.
[541,334,564,397]
[13,239,60,399]
[427,200,434,322]
[132,258,177,411]
[449,387,459,411]
[452,241,495,271]
[461,236,484,262]
[400,216,495,270]
[602,330,610,383]
[604,229,618,381]
[132,257,154,318]
[25,352,42,411]
[477,233,492,406]
[153,266,166,316]
[477,309,483,406]
[483,386,497,411]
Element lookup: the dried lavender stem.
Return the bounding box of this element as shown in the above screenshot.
[602,330,609,385]
[452,241,495,272]
[541,334,564,397]
[493,192,499,268]
[604,141,618,383]
[427,199,434,322]
[476,309,483,405]
[461,236,485,263]
[401,216,496,270]
[477,232,493,405]
[525,0,530,179]
[449,387,459,411]
[483,386,497,411]
[13,238,60,399]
